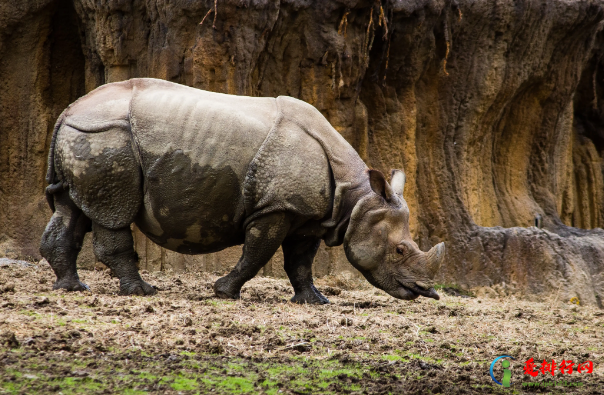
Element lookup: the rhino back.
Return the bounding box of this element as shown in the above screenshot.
[129,79,277,253]
[63,80,133,130]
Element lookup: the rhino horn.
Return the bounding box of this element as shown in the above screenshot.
[390,169,406,196]
[425,242,445,279]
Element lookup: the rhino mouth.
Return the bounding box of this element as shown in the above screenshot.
[395,280,440,301]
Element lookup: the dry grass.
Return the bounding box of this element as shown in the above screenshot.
[0,260,602,394]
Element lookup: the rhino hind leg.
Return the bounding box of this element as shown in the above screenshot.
[282,238,329,304]
[40,188,91,292]
[214,213,291,300]
[92,223,156,296]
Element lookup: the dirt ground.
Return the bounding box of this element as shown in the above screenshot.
[0,259,602,394]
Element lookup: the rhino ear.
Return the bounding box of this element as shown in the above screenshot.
[390,169,406,196]
[368,169,393,202]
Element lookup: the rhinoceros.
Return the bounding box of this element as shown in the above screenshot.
[40,78,444,303]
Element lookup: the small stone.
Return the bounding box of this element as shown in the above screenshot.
[34,296,49,306]
[166,354,180,362]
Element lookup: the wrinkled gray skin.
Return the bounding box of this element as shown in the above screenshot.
[40,78,444,303]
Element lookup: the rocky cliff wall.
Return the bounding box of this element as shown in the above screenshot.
[1,0,603,305]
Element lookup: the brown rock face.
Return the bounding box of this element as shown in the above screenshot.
[1,0,603,305]
[0,0,86,259]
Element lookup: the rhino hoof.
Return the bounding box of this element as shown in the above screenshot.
[213,277,241,300]
[53,278,90,292]
[119,280,157,296]
[291,286,330,304]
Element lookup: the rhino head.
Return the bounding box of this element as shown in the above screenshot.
[343,169,444,300]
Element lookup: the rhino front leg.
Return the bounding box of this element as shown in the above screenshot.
[40,188,91,292]
[214,213,290,300]
[282,238,329,304]
[92,223,156,296]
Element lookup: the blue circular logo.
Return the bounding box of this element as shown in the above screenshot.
[490,355,516,385]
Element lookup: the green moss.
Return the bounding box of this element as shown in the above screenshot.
[137,372,158,380]
[19,310,39,317]
[0,351,427,394]
[216,376,255,392]
[170,377,198,391]
[383,354,403,362]
[122,389,147,395]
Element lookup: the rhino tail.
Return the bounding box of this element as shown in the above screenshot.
[45,109,69,212]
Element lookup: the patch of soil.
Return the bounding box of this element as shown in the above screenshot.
[0,261,602,394]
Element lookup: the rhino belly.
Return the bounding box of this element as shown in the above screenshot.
[134,149,246,254]
[128,79,278,254]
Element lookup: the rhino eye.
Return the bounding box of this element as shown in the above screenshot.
[396,246,405,255]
